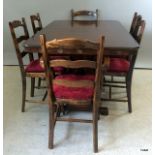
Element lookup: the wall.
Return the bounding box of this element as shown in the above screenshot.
[3,0,152,68]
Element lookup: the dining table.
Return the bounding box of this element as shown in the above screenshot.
[23,20,140,115]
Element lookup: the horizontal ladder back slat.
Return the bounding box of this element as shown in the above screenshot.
[34,27,42,31]
[10,20,23,28]
[74,10,97,16]
[21,51,28,57]
[17,36,29,43]
[31,16,39,20]
[46,38,99,49]
[53,79,94,88]
[49,60,96,68]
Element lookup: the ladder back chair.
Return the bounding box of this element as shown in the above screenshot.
[40,35,106,153]
[130,12,138,35]
[9,18,45,112]
[30,13,69,100]
[130,12,143,40]
[71,9,99,24]
[132,19,145,44]
[30,13,44,88]
[102,16,145,113]
[30,13,43,34]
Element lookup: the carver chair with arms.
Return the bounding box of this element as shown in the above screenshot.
[9,18,45,112]
[40,35,106,153]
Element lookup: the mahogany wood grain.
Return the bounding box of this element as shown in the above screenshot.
[23,20,140,114]
[23,20,139,53]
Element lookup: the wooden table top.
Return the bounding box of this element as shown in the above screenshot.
[24,20,139,52]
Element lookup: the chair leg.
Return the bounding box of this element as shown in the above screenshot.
[109,76,114,99]
[109,86,112,99]
[93,102,98,153]
[30,78,35,97]
[126,79,132,113]
[38,78,42,88]
[21,78,26,112]
[42,90,48,101]
[48,104,55,149]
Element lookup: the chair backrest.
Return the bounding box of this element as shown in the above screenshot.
[130,12,139,35]
[39,35,104,103]
[71,9,99,23]
[132,18,145,44]
[129,12,145,44]
[9,18,30,72]
[30,13,43,34]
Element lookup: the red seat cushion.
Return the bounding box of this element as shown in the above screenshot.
[49,56,67,72]
[53,66,64,72]
[25,59,64,73]
[25,59,44,72]
[108,58,130,72]
[53,74,95,100]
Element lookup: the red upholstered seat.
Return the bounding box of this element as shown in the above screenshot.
[49,56,68,72]
[25,59,64,73]
[55,74,95,81]
[53,74,95,100]
[25,59,44,72]
[108,58,130,72]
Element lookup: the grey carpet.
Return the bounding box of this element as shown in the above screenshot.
[3,67,152,155]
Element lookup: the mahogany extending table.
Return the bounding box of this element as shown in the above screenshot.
[24,20,139,52]
[23,20,140,115]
